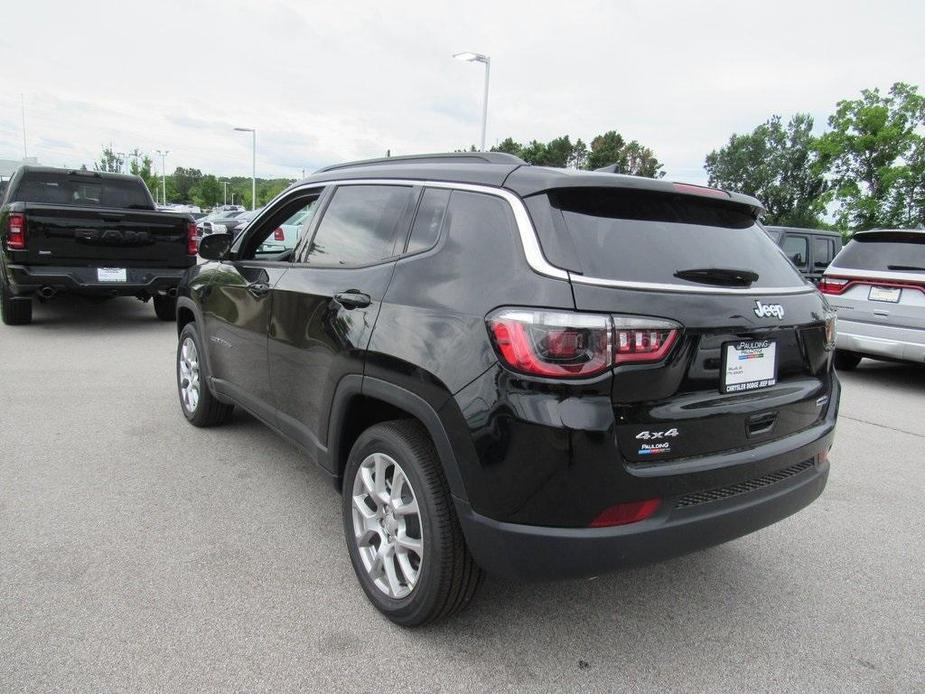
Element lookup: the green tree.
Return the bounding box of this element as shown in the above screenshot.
[543,136,574,168]
[586,130,664,177]
[705,114,827,226]
[193,175,222,208]
[519,139,549,165]
[816,82,925,229]
[586,131,627,170]
[94,145,124,173]
[569,138,588,169]
[171,167,203,203]
[258,179,291,206]
[491,137,524,158]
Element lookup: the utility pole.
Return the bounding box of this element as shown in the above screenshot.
[155,149,170,205]
[21,93,27,159]
[233,127,257,210]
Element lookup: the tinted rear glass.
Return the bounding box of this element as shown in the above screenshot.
[13,172,153,209]
[528,188,804,288]
[832,234,925,272]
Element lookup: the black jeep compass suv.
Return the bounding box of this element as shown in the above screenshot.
[175,152,839,626]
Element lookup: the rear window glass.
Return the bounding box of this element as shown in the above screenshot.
[527,188,805,288]
[832,234,925,272]
[13,172,153,209]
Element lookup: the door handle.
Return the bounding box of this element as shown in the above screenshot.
[247,281,271,297]
[334,291,371,309]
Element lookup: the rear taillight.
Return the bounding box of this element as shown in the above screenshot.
[7,213,26,250]
[187,221,198,255]
[487,308,680,379]
[819,276,848,295]
[273,227,285,241]
[589,498,661,527]
[613,317,679,364]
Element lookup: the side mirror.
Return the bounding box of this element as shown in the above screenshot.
[198,232,232,261]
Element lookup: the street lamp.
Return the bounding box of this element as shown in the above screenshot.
[453,51,491,152]
[222,181,229,205]
[155,149,170,205]
[234,127,256,210]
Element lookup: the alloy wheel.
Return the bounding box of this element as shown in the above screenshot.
[179,337,200,413]
[351,452,424,599]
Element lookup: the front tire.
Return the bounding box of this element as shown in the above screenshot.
[176,323,233,427]
[834,350,862,370]
[0,279,32,326]
[154,295,177,321]
[342,420,483,627]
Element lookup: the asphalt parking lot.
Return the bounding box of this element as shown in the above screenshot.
[1,297,923,692]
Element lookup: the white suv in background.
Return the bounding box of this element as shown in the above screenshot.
[820,229,925,369]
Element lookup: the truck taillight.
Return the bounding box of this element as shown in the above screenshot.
[273,227,285,241]
[7,213,26,250]
[487,309,680,379]
[819,276,848,295]
[187,221,198,255]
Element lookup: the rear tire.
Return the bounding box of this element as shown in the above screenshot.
[342,420,483,627]
[1,280,32,326]
[154,295,177,321]
[834,350,862,371]
[176,322,233,427]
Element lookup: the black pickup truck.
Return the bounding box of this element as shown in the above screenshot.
[0,166,197,325]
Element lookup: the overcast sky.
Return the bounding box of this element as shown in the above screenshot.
[1,0,922,184]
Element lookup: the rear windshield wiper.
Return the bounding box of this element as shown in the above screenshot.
[888,264,925,272]
[674,267,760,287]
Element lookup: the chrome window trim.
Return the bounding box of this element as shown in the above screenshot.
[289,178,813,295]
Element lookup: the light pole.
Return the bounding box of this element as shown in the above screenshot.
[155,149,170,205]
[222,181,229,205]
[453,51,491,152]
[234,127,256,210]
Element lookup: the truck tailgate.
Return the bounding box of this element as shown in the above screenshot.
[23,204,193,267]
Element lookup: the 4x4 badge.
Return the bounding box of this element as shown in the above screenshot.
[754,300,784,320]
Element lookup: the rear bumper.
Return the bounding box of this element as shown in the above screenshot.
[6,264,188,297]
[456,378,839,581]
[457,455,828,580]
[837,318,925,363]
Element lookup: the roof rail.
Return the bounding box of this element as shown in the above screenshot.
[315,151,525,174]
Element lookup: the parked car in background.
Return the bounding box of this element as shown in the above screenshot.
[0,165,196,324]
[197,210,247,236]
[226,207,264,235]
[255,204,317,253]
[766,226,843,284]
[174,152,838,625]
[820,228,925,369]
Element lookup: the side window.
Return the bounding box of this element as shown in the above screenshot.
[406,188,451,254]
[782,235,808,269]
[813,237,834,268]
[237,191,322,260]
[257,199,319,256]
[303,185,414,266]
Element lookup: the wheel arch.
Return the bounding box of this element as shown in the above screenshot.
[327,375,468,502]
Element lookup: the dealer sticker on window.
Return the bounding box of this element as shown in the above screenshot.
[722,339,777,393]
[97,267,127,282]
